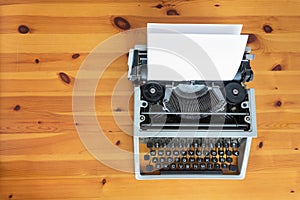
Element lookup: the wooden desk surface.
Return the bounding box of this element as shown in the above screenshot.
[0,1,300,199]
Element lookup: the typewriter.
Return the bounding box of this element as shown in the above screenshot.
[128,24,257,180]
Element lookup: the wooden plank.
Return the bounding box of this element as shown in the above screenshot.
[1,16,300,34]
[1,1,300,17]
[1,32,300,53]
[0,72,299,94]
[0,172,299,200]
[0,52,300,73]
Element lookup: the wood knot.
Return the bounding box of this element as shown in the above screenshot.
[154,4,163,9]
[75,122,79,126]
[18,25,30,34]
[290,190,295,193]
[272,64,282,71]
[113,17,131,30]
[8,194,13,198]
[72,53,80,59]
[263,24,273,33]
[275,100,282,107]
[37,121,42,124]
[35,59,39,64]
[115,140,121,146]
[13,105,21,111]
[101,178,107,185]
[114,108,122,112]
[214,4,220,7]
[58,72,71,84]
[247,34,257,44]
[166,9,179,15]
[294,148,298,150]
[258,141,263,148]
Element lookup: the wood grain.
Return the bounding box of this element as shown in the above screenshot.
[0,0,300,200]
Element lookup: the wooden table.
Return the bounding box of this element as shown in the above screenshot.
[0,1,299,199]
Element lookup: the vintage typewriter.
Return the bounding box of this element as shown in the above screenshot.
[128,24,257,179]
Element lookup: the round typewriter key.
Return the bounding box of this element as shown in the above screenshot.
[229,165,237,172]
[188,150,195,156]
[174,157,180,162]
[221,163,228,169]
[163,163,169,170]
[155,163,161,169]
[211,150,217,156]
[170,163,176,170]
[233,150,240,156]
[182,157,188,163]
[173,150,179,156]
[197,157,204,163]
[223,142,230,148]
[170,142,176,148]
[211,157,218,163]
[158,150,164,156]
[154,141,160,148]
[167,157,173,163]
[179,139,185,147]
[204,157,210,163]
[193,164,199,170]
[189,157,196,163]
[215,142,222,148]
[180,150,187,156]
[231,142,240,148]
[178,163,184,169]
[226,150,232,156]
[200,163,206,170]
[144,154,150,160]
[166,150,171,156]
[207,163,213,170]
[146,165,153,171]
[185,143,191,148]
[152,157,158,163]
[159,157,166,163]
[214,163,220,169]
[150,150,156,156]
[193,142,199,148]
[218,150,224,156]
[147,142,153,148]
[196,150,202,156]
[226,157,233,163]
[203,150,210,156]
[185,164,191,170]
[162,142,168,148]
[219,157,225,163]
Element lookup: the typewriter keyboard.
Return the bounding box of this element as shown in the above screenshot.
[139,137,245,175]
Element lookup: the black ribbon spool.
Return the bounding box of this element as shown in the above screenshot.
[225,82,246,104]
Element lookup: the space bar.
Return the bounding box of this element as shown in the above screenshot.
[160,170,223,175]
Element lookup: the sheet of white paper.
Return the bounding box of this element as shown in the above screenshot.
[147,24,248,81]
[147,23,243,35]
